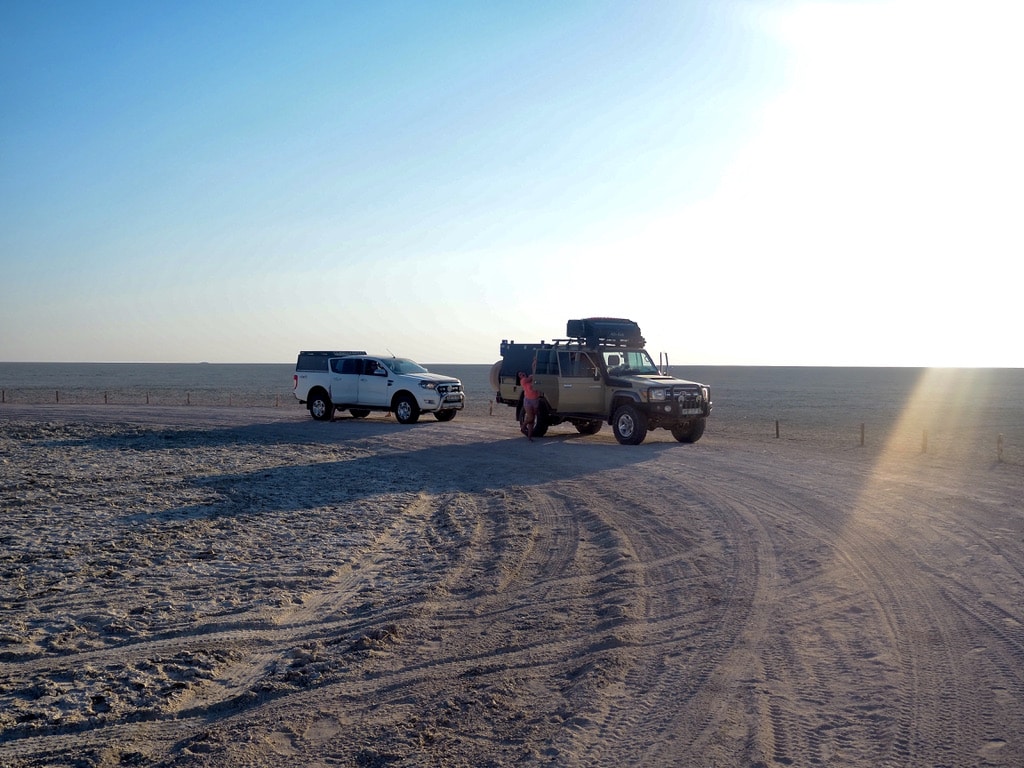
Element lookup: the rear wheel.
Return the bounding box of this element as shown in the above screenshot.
[394,393,420,424]
[532,401,550,437]
[434,410,457,422]
[612,404,647,445]
[308,390,334,421]
[671,418,706,443]
[518,400,550,437]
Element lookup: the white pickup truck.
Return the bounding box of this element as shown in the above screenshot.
[292,351,465,423]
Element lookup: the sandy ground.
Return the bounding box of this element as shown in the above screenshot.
[1,396,1023,768]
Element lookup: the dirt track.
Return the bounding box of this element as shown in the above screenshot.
[2,405,1023,767]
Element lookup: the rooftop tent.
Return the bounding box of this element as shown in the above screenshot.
[566,318,645,348]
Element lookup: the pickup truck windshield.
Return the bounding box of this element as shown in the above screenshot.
[386,358,428,375]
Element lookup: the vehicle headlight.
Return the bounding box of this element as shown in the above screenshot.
[419,381,437,390]
[648,388,667,402]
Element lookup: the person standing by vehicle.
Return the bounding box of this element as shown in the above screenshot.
[518,359,540,441]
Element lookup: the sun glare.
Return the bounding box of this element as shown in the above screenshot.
[685,0,1024,367]
[870,367,1012,470]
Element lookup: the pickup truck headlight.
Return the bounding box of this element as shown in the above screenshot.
[419,381,437,390]
[648,388,667,402]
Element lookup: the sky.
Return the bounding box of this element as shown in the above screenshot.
[1,0,1021,366]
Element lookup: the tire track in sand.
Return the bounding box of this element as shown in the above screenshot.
[540,461,773,768]
[0,490,473,766]
[677,451,1024,767]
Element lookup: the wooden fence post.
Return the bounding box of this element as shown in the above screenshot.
[860,423,865,446]
[775,420,780,439]
[998,433,1004,463]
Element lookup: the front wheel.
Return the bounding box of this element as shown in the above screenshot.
[612,404,647,445]
[393,393,420,424]
[434,409,457,422]
[671,418,706,443]
[308,390,335,421]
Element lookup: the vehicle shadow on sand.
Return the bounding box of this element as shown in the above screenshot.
[105,419,685,522]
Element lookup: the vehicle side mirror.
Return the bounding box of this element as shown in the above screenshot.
[375,368,388,376]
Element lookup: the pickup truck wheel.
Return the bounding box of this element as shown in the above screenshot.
[434,410,457,422]
[612,404,647,445]
[308,390,335,421]
[574,420,603,435]
[394,393,420,424]
[671,418,706,443]
[349,409,370,418]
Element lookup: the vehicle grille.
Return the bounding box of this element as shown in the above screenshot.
[674,388,703,409]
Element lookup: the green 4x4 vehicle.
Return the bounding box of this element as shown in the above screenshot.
[491,318,712,445]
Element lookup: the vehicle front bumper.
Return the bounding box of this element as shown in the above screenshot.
[418,391,465,411]
[640,391,711,421]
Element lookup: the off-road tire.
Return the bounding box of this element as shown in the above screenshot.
[434,410,457,422]
[518,399,550,438]
[308,390,335,421]
[612,404,647,445]
[394,393,420,424]
[671,418,706,443]
[533,401,551,437]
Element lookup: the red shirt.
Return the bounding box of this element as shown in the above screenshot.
[521,374,539,400]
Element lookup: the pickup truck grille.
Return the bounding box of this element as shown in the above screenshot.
[437,383,462,395]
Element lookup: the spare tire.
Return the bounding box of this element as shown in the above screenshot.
[489,361,502,392]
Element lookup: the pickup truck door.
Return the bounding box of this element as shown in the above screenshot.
[556,351,605,413]
[357,359,391,407]
[330,357,361,405]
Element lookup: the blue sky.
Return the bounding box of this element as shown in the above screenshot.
[2,1,1021,366]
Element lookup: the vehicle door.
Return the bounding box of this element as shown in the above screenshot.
[530,348,559,409]
[329,357,361,405]
[556,350,605,413]
[357,358,391,407]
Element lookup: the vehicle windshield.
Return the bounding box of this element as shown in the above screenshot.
[385,358,428,375]
[603,349,659,375]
